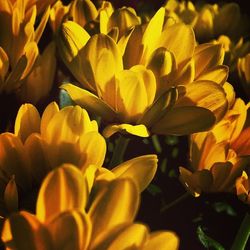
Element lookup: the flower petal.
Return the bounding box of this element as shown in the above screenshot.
[112,155,158,192]
[103,124,150,138]
[78,131,107,171]
[61,83,117,122]
[194,43,224,78]
[2,211,52,250]
[176,81,228,122]
[104,223,149,250]
[36,164,88,222]
[40,102,59,137]
[89,178,140,242]
[143,231,179,250]
[140,7,165,63]
[0,133,31,190]
[14,104,41,143]
[158,23,195,65]
[43,105,96,145]
[152,106,216,135]
[4,175,18,213]
[139,87,178,127]
[47,210,91,250]
[179,167,213,196]
[196,65,229,85]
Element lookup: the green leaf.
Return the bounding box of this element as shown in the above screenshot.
[197,226,225,250]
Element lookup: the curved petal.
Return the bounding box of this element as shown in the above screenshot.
[140,7,165,64]
[43,105,96,145]
[143,231,179,250]
[152,106,216,135]
[232,127,250,156]
[158,23,195,65]
[196,65,229,85]
[40,102,59,138]
[0,133,31,190]
[78,131,107,171]
[36,164,88,222]
[57,20,90,63]
[176,81,228,122]
[179,167,213,196]
[103,123,150,138]
[223,82,235,108]
[89,178,140,242]
[47,210,91,250]
[4,175,18,213]
[194,43,224,78]
[115,68,156,122]
[61,83,117,122]
[139,87,178,127]
[105,223,149,250]
[2,211,52,250]
[24,133,51,184]
[14,103,41,143]
[81,33,123,96]
[112,155,158,192]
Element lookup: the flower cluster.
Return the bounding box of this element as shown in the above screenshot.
[0,0,249,249]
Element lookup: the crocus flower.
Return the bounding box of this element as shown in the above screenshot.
[58,8,228,138]
[0,0,50,93]
[0,102,105,215]
[179,98,250,196]
[164,1,249,43]
[2,163,179,250]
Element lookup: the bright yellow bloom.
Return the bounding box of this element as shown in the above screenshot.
[179,98,250,197]
[164,1,249,43]
[2,163,179,250]
[0,102,105,215]
[58,8,228,138]
[100,5,141,39]
[0,0,50,93]
[236,171,250,205]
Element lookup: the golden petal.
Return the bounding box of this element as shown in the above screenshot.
[112,154,158,192]
[36,164,88,222]
[14,103,41,143]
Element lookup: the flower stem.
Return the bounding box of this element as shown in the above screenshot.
[152,135,162,153]
[109,135,130,168]
[160,192,190,213]
[231,213,250,250]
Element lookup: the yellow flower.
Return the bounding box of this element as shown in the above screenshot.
[0,102,105,215]
[0,0,50,93]
[2,163,179,250]
[179,98,250,197]
[164,1,249,43]
[100,6,141,39]
[236,171,250,205]
[58,9,228,138]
